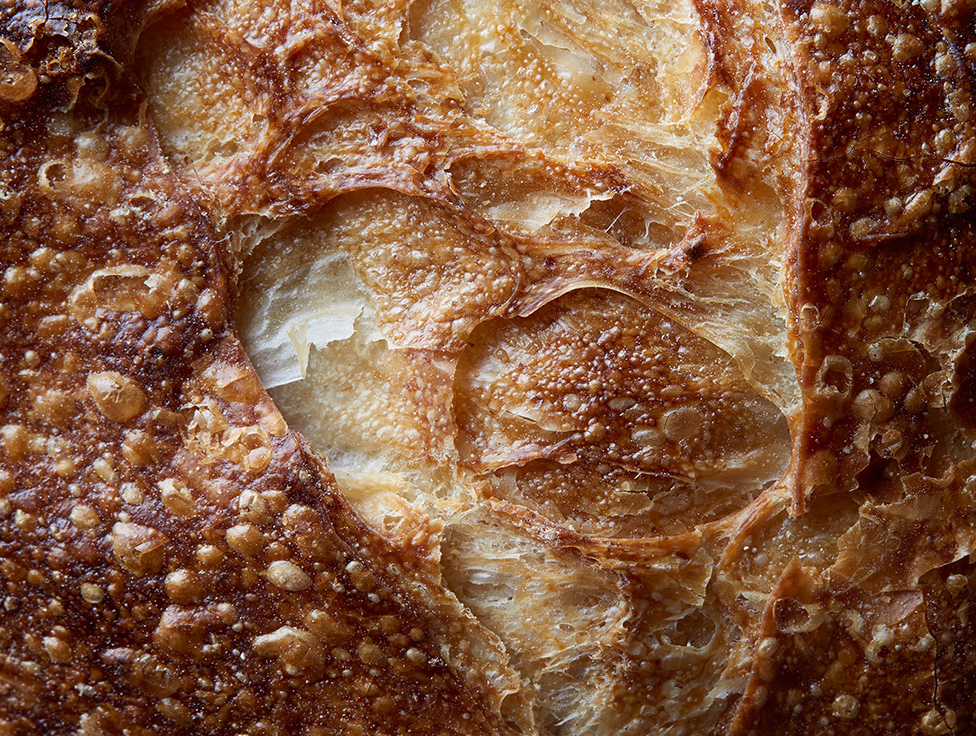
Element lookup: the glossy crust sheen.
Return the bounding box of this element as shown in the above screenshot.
[0,0,974,734]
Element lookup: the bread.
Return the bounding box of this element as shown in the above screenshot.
[0,0,974,733]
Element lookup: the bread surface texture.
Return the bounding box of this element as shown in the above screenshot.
[0,0,975,734]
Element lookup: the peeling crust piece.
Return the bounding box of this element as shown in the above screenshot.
[3,0,976,734]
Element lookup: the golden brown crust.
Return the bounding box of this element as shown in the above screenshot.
[0,17,524,733]
[3,0,976,734]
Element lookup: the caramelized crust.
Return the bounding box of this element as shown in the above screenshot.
[0,16,522,734]
[1,0,976,734]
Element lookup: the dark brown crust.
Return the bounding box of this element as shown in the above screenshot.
[711,0,976,732]
[783,0,976,512]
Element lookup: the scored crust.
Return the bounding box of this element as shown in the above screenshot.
[0,0,975,734]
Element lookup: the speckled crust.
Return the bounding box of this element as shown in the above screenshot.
[0,10,524,735]
[2,0,976,734]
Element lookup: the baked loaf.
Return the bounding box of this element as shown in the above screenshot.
[0,0,975,733]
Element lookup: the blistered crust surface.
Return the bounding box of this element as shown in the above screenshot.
[0,11,525,735]
[2,0,976,735]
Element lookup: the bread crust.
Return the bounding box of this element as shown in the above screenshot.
[1,0,975,734]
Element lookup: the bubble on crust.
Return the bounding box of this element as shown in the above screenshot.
[164,569,205,603]
[159,478,198,518]
[266,560,312,591]
[253,626,324,672]
[809,4,849,38]
[0,39,37,103]
[111,522,168,577]
[226,523,264,556]
[79,583,104,604]
[69,264,194,328]
[86,372,147,423]
[69,505,101,531]
[661,406,705,441]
